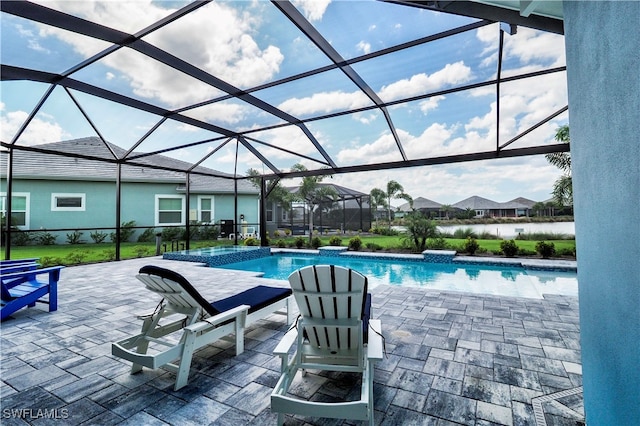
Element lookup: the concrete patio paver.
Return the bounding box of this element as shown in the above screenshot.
[1,257,584,425]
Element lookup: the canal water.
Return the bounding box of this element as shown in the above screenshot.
[435,221,575,239]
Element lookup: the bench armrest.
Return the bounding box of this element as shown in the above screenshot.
[273,327,298,356]
[366,319,384,361]
[1,266,64,281]
[186,304,249,333]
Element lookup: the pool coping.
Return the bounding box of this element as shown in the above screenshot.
[271,248,577,272]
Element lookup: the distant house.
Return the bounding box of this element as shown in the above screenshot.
[1,137,259,242]
[453,196,533,218]
[396,197,443,218]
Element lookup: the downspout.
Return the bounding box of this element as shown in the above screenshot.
[185,172,191,250]
[4,148,14,259]
[115,162,122,261]
[260,177,267,245]
[233,140,239,245]
[234,178,238,245]
[359,196,364,232]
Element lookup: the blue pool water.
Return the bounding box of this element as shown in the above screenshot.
[218,253,578,299]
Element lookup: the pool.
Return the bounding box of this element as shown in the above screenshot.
[217,252,578,299]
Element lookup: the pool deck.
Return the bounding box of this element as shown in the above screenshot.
[1,257,584,425]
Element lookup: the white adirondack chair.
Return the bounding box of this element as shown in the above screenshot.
[271,265,383,425]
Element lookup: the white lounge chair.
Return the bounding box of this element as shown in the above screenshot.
[271,265,383,425]
[112,265,294,390]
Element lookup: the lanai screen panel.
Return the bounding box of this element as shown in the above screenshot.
[1,0,568,179]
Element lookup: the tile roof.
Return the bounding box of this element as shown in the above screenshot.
[1,137,257,194]
[398,196,442,211]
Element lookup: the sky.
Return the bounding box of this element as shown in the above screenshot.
[0,0,569,206]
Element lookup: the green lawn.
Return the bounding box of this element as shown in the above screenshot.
[2,234,576,266]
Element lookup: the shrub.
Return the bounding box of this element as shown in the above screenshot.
[517,247,536,256]
[134,246,153,258]
[557,246,576,257]
[453,227,477,239]
[199,224,219,240]
[66,230,84,244]
[276,239,286,248]
[161,226,182,242]
[311,236,322,249]
[66,250,87,265]
[137,228,156,243]
[111,220,136,242]
[40,256,63,267]
[102,249,116,261]
[90,230,108,244]
[500,239,518,257]
[365,242,383,251]
[371,227,399,236]
[424,237,449,250]
[403,211,439,251]
[477,231,499,240]
[535,241,556,258]
[244,237,259,246]
[35,232,56,245]
[328,236,342,246]
[11,229,32,246]
[463,237,479,255]
[348,236,362,251]
[294,236,305,249]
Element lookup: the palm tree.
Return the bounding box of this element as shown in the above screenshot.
[546,125,572,207]
[532,201,546,217]
[385,180,412,228]
[246,168,294,221]
[291,164,337,244]
[369,188,387,227]
[440,204,453,220]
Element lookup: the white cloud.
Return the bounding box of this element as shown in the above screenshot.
[35,1,284,113]
[476,24,565,68]
[1,109,68,145]
[419,96,445,114]
[293,0,331,21]
[182,102,250,125]
[357,40,372,54]
[278,90,371,116]
[378,62,473,102]
[279,62,472,117]
[505,27,566,67]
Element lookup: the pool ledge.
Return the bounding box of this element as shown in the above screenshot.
[454,255,577,272]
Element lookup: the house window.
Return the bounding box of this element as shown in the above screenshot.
[266,202,274,222]
[198,197,213,223]
[1,193,30,228]
[52,193,85,211]
[156,195,185,226]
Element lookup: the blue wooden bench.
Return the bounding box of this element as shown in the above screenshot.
[1,266,64,321]
[1,258,40,266]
